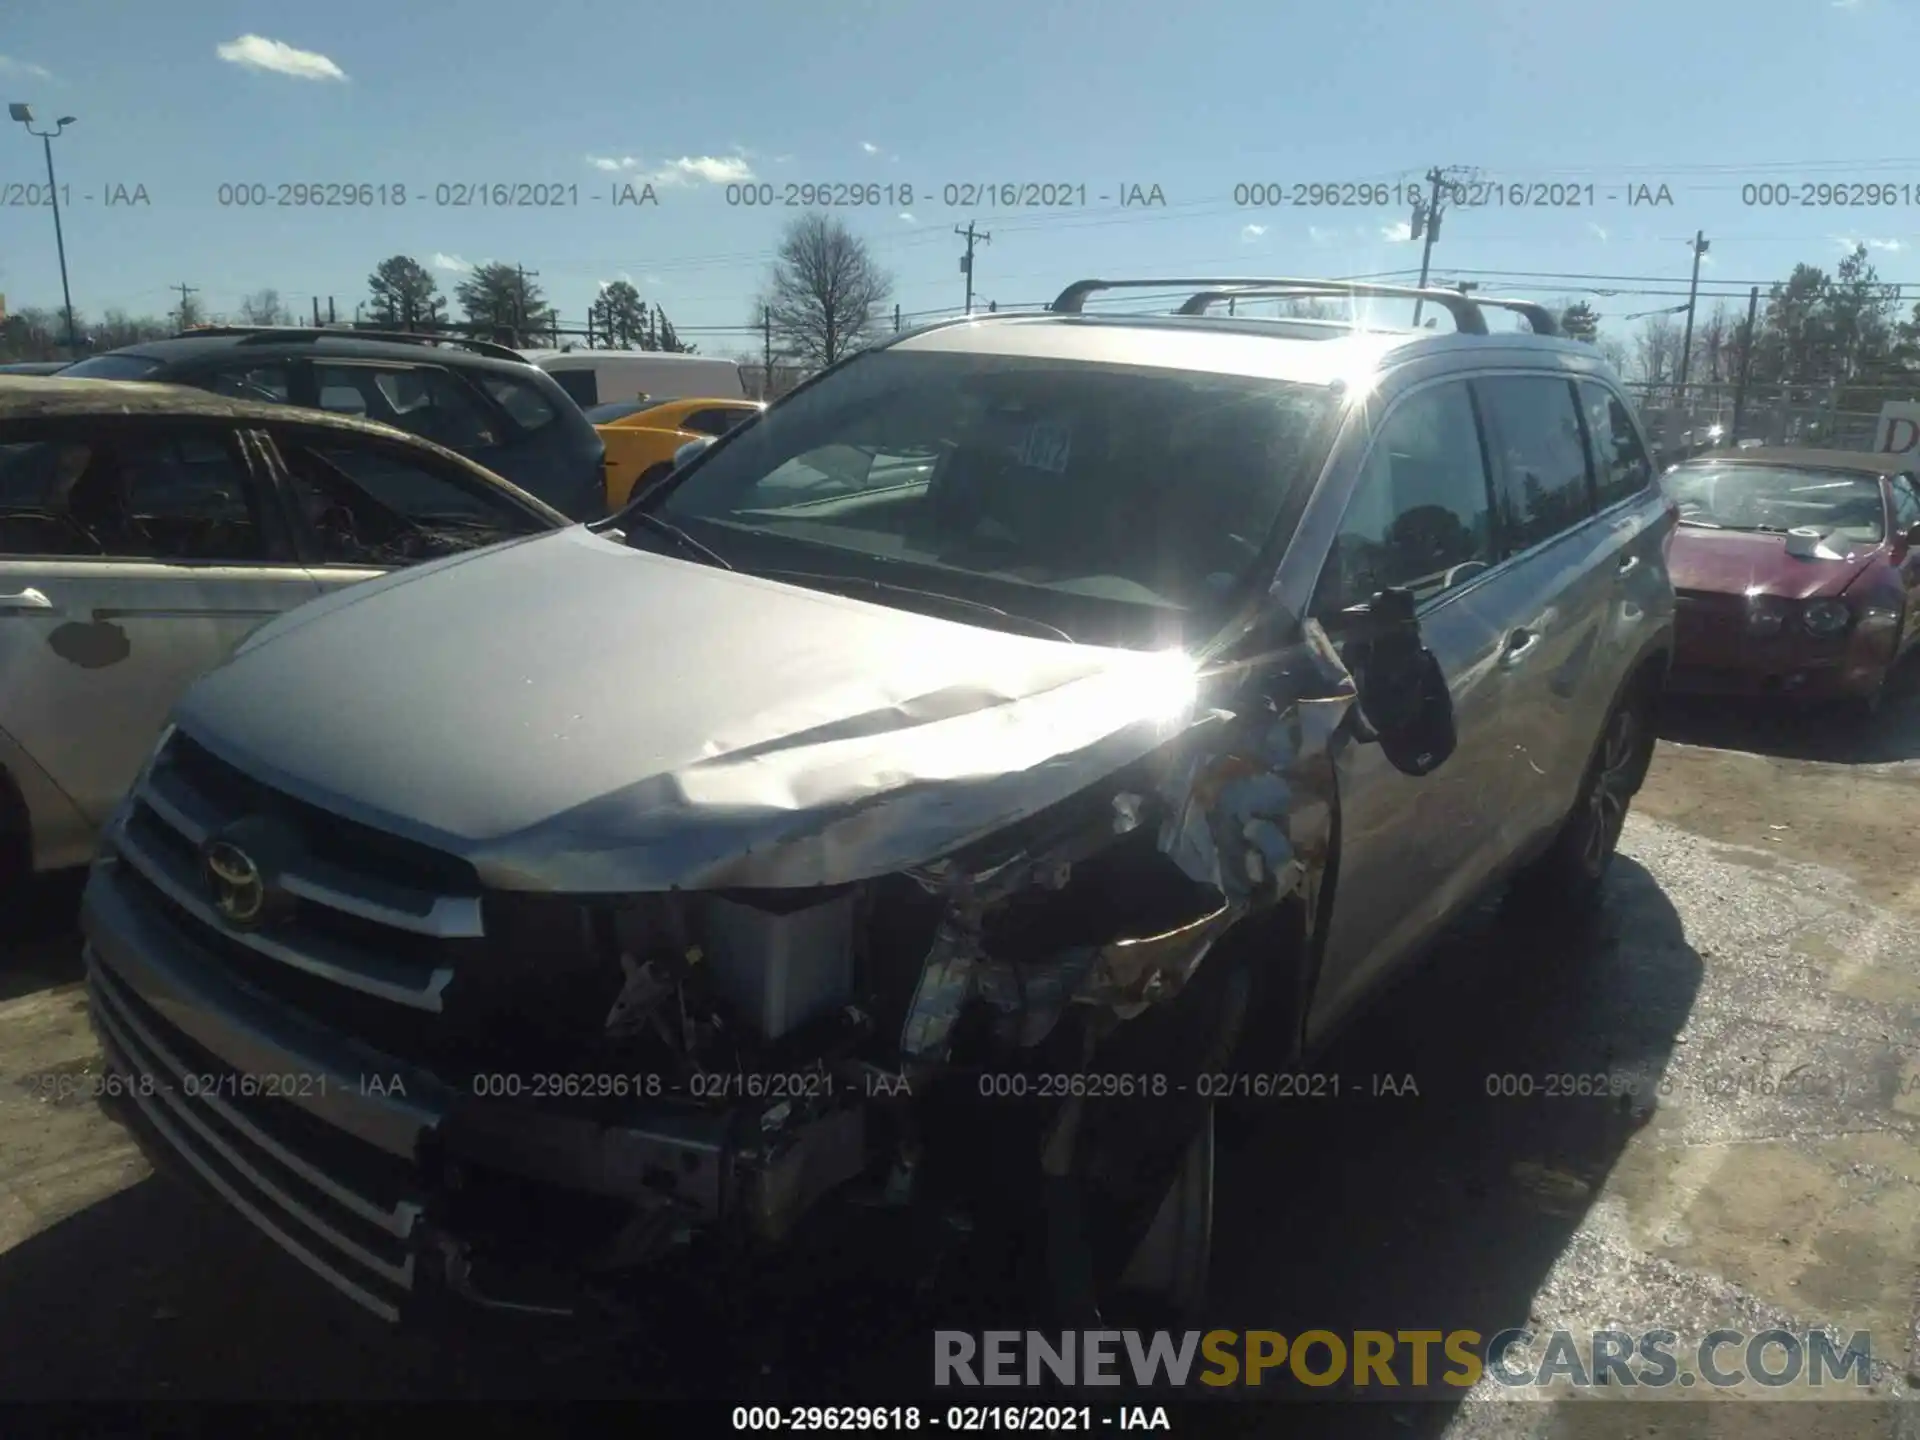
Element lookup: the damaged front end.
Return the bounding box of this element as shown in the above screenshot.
[412,620,1362,1316]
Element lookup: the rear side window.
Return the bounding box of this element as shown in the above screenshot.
[476,372,559,433]
[1577,381,1652,510]
[200,364,293,403]
[549,369,598,407]
[57,353,165,382]
[313,364,499,451]
[0,428,265,561]
[1475,376,1594,554]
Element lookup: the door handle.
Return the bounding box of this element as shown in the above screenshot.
[1617,554,1640,576]
[1499,628,1539,667]
[0,587,55,614]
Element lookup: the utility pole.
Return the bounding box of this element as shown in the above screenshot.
[893,302,901,333]
[311,295,321,326]
[171,282,198,329]
[1676,231,1710,393]
[1731,284,1760,445]
[956,222,990,315]
[516,265,539,345]
[327,296,336,325]
[762,305,773,398]
[1410,167,1446,327]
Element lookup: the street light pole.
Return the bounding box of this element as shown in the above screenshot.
[8,104,78,355]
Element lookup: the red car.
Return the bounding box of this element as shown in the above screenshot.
[1664,448,1920,713]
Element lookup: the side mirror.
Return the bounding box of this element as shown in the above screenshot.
[1904,520,1920,550]
[1340,588,1457,777]
[673,436,715,469]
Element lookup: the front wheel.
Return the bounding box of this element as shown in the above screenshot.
[1509,683,1654,913]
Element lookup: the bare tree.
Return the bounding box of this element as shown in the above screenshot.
[1689,301,1738,386]
[761,212,892,367]
[237,288,293,326]
[1628,314,1686,396]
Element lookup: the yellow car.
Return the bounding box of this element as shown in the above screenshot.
[589,396,764,507]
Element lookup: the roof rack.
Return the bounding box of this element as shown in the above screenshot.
[1051,278,1562,337]
[1174,289,1417,328]
[171,326,529,364]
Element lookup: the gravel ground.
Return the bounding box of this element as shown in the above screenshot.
[2,691,1918,1436]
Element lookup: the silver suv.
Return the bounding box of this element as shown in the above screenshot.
[79,278,1676,1325]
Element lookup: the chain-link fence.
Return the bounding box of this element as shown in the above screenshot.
[1624,380,1918,461]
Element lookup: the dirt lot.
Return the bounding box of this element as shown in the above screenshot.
[2,692,1918,1435]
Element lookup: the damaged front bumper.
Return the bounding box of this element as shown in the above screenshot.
[82,858,883,1323]
[80,621,1363,1325]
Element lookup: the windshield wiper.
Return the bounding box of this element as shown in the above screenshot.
[1677,517,1723,528]
[751,569,1074,643]
[617,510,734,570]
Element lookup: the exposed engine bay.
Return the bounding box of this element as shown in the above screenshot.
[419,620,1358,1313]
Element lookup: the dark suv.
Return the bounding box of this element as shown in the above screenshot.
[60,328,605,519]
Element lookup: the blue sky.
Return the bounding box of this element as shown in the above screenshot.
[3,0,1918,355]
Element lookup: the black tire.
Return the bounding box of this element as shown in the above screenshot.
[1044,948,1250,1324]
[1508,678,1656,913]
[0,769,31,940]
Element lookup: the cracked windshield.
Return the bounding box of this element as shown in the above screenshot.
[3,2,1919,1436]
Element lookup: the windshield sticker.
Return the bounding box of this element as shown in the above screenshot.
[1015,422,1072,474]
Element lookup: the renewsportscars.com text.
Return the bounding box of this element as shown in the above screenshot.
[932,1328,1875,1392]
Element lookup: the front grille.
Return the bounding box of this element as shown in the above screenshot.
[111,730,619,1081]
[87,950,423,1321]
[113,730,481,1023]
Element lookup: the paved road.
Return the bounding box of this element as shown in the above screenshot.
[2,698,1918,1435]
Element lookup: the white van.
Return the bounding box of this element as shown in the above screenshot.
[522,349,749,409]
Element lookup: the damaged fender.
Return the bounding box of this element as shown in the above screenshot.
[899,616,1361,1060]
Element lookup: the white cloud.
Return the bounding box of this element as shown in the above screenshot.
[861,141,881,155]
[899,211,917,223]
[1589,223,1609,242]
[650,154,754,185]
[1307,225,1335,245]
[587,153,754,185]
[643,275,662,287]
[1870,237,1904,251]
[215,35,347,81]
[0,54,54,81]
[1241,223,1267,242]
[1381,221,1413,242]
[431,252,473,273]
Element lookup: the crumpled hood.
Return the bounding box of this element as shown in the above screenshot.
[1668,525,1880,601]
[174,527,1203,892]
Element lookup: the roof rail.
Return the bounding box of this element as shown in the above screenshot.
[1166,282,1561,337]
[1174,289,1417,327]
[1466,296,1561,336]
[1051,278,1489,334]
[171,326,528,363]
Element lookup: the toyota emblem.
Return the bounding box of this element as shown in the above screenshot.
[204,840,267,927]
